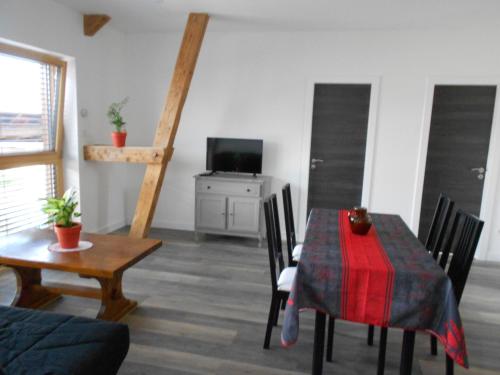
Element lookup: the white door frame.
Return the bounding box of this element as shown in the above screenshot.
[297,76,381,241]
[410,76,500,260]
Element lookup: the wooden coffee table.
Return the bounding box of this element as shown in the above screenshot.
[0,229,162,321]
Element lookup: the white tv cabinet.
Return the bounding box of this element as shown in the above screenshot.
[194,173,271,246]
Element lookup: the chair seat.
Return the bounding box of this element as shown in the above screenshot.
[277,267,297,291]
[292,244,303,261]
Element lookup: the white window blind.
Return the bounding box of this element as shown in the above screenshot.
[0,165,56,236]
[0,50,62,237]
[0,52,61,155]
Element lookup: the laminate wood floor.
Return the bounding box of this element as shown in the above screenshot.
[1,228,499,374]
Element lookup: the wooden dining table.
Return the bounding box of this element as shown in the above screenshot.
[281,208,467,375]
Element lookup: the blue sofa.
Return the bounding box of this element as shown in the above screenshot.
[0,306,129,375]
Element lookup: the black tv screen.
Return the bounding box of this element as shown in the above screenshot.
[206,137,263,174]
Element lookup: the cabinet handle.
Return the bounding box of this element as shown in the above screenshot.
[246,188,251,192]
[207,186,211,189]
[221,212,225,216]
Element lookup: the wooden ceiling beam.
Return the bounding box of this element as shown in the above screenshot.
[83,14,111,37]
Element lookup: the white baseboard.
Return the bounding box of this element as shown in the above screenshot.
[484,251,500,262]
[137,220,282,235]
[123,217,194,232]
[151,219,194,232]
[94,219,127,234]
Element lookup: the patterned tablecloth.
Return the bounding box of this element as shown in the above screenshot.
[281,209,468,368]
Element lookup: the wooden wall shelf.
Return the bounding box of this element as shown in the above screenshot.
[83,145,169,164]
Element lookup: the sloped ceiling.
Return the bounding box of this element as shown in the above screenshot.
[54,0,500,33]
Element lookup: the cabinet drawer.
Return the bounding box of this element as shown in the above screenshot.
[197,180,261,197]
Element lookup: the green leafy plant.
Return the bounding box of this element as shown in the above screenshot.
[107,97,129,132]
[41,188,81,228]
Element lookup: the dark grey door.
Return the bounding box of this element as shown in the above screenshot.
[307,84,371,214]
[418,85,496,240]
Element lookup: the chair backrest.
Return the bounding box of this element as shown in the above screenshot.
[282,183,296,264]
[438,209,484,305]
[425,194,455,260]
[264,197,285,292]
[270,194,287,264]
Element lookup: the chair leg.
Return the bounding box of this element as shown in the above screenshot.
[368,325,375,346]
[430,336,437,355]
[263,295,279,349]
[312,311,326,375]
[273,296,281,326]
[400,330,416,375]
[377,327,388,375]
[326,316,335,362]
[281,296,287,310]
[446,355,454,375]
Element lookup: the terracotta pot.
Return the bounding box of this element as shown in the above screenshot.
[111,131,127,147]
[54,223,82,249]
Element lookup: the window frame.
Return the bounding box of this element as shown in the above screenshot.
[0,42,67,196]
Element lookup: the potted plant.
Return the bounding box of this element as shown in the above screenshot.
[107,97,128,147]
[41,188,82,249]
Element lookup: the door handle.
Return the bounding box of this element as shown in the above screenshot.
[471,167,485,174]
[311,158,324,163]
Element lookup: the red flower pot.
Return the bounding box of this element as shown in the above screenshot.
[54,223,82,249]
[111,131,127,147]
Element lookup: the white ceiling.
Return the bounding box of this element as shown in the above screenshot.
[54,0,500,33]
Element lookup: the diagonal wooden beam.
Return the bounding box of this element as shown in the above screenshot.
[129,13,209,238]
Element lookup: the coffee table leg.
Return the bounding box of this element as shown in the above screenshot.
[94,272,137,321]
[11,266,61,308]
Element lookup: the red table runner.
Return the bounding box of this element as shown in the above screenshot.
[339,210,394,326]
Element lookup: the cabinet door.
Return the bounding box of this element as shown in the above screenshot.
[196,195,227,230]
[227,197,260,233]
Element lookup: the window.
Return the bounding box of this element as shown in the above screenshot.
[0,43,66,237]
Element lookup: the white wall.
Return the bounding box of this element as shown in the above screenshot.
[0,0,128,233]
[2,1,500,260]
[124,28,500,261]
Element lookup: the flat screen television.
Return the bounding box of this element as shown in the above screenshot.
[206,137,263,175]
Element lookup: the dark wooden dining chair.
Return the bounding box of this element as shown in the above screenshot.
[282,183,302,266]
[431,210,484,366]
[370,194,455,372]
[413,210,483,375]
[281,185,339,362]
[427,194,454,355]
[263,196,297,349]
[426,194,455,260]
[378,209,483,375]
[436,210,483,374]
[270,194,289,267]
[280,187,338,363]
